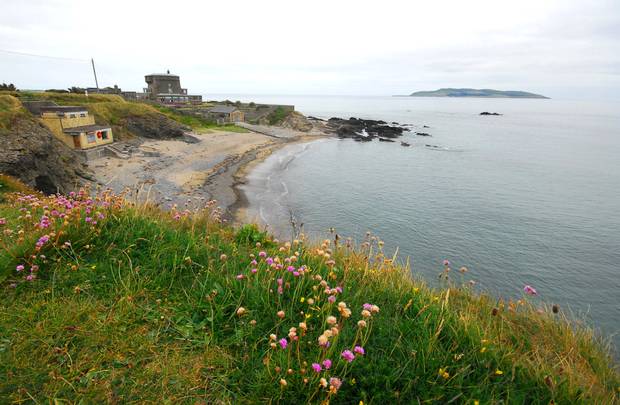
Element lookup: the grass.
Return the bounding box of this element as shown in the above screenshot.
[6,91,249,136]
[0,94,30,132]
[268,106,290,125]
[152,104,249,133]
[0,180,618,404]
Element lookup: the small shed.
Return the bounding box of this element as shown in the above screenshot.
[206,106,244,124]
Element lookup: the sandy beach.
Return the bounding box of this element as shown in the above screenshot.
[89,127,325,220]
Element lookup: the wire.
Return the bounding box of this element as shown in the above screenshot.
[0,48,89,63]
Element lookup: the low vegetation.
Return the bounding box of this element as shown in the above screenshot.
[0,178,617,403]
[152,104,249,133]
[268,106,290,125]
[5,91,248,135]
[0,94,30,132]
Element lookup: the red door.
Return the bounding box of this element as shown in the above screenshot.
[73,136,81,148]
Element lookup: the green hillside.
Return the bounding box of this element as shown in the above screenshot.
[0,176,617,403]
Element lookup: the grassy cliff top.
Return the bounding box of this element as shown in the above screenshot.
[1,91,248,136]
[0,176,617,403]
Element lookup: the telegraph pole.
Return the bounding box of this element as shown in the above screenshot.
[91,58,99,89]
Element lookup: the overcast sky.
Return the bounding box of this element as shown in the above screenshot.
[1,0,619,99]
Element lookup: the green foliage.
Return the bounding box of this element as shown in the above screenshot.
[235,223,271,246]
[267,106,290,125]
[0,180,618,403]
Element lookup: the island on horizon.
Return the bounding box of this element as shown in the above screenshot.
[400,88,549,99]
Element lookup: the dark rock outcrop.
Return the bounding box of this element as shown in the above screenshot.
[123,113,187,139]
[480,112,502,116]
[327,117,405,141]
[415,132,432,137]
[0,118,92,194]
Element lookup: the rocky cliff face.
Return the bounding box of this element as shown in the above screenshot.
[0,118,91,194]
[118,113,188,140]
[277,111,313,132]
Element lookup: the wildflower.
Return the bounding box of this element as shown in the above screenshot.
[269,334,277,341]
[328,295,336,304]
[299,321,307,331]
[307,298,315,305]
[287,265,295,272]
[495,369,503,375]
[329,377,342,392]
[361,309,371,318]
[371,305,380,313]
[250,319,257,326]
[25,274,36,281]
[338,302,347,309]
[311,363,322,373]
[300,297,305,303]
[354,346,365,356]
[480,347,487,353]
[443,259,450,266]
[318,335,329,347]
[341,350,355,362]
[322,359,332,369]
[236,307,247,316]
[363,303,372,311]
[259,251,267,258]
[0,218,5,225]
[357,320,367,328]
[236,274,245,280]
[220,254,228,261]
[277,310,285,319]
[279,378,287,387]
[438,367,450,379]
[279,338,288,349]
[523,285,538,295]
[266,257,274,265]
[341,308,352,318]
[16,265,25,272]
[326,315,337,325]
[459,266,468,273]
[319,377,328,388]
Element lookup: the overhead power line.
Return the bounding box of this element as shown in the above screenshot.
[0,48,89,63]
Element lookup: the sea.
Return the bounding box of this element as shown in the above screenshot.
[208,94,620,351]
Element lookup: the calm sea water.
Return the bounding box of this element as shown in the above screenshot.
[211,94,620,350]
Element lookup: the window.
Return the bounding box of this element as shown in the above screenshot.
[87,133,96,143]
[70,114,76,118]
[80,113,86,117]
[56,112,64,117]
[101,131,108,140]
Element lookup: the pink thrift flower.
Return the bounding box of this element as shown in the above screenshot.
[354,346,365,356]
[259,251,267,258]
[293,271,300,277]
[266,257,274,265]
[328,295,336,303]
[0,218,6,225]
[363,303,373,311]
[341,350,355,362]
[250,260,258,266]
[25,274,35,281]
[322,359,332,369]
[336,286,343,293]
[16,265,25,272]
[443,259,450,266]
[524,285,538,295]
[329,377,342,390]
[236,274,245,280]
[287,266,295,272]
[279,338,288,349]
[251,268,258,274]
[311,363,322,373]
[277,278,283,286]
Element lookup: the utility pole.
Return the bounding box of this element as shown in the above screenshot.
[91,58,99,89]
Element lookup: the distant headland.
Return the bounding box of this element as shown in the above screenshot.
[399,88,549,99]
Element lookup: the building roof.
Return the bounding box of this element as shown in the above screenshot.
[208,105,238,114]
[40,106,88,113]
[63,125,111,134]
[146,73,180,78]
